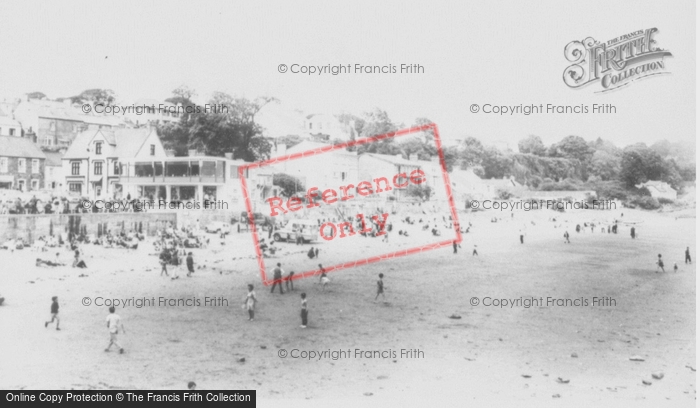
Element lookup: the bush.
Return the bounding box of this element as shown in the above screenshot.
[592,180,629,200]
[497,189,513,200]
[628,196,661,210]
[657,197,675,205]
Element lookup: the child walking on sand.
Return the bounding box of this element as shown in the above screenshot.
[656,254,665,273]
[375,273,385,301]
[44,296,60,330]
[244,284,257,321]
[105,306,125,354]
[318,264,329,291]
[300,293,308,328]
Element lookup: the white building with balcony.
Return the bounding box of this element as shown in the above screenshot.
[62,127,167,199]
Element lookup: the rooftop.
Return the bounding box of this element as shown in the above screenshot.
[0,136,46,159]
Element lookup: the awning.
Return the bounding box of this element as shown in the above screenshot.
[91,178,103,184]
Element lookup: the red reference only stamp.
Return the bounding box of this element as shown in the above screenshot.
[238,123,461,285]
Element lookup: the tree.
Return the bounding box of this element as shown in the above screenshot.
[550,135,594,162]
[157,91,274,162]
[481,146,511,179]
[337,113,365,144]
[165,85,198,120]
[458,137,485,168]
[359,108,397,139]
[619,145,669,188]
[518,135,546,156]
[273,173,305,198]
[355,109,400,155]
[590,150,621,181]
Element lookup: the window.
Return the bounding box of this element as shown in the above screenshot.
[114,161,120,175]
[94,161,103,175]
[49,122,56,131]
[95,141,102,155]
[0,157,7,173]
[32,159,39,174]
[71,162,80,175]
[9,128,15,136]
[150,144,156,156]
[69,183,82,194]
[31,180,38,190]
[18,158,26,173]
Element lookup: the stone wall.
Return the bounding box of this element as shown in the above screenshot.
[0,212,178,244]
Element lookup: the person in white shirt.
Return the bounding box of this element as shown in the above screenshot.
[243,284,257,321]
[105,306,125,354]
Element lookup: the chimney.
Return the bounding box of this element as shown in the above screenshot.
[430,156,439,163]
[224,152,233,160]
[395,153,403,159]
[409,154,418,161]
[165,149,176,157]
[276,143,287,157]
[188,149,197,157]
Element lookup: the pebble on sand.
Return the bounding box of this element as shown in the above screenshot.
[556,377,570,384]
[652,372,664,380]
[629,356,645,362]
[571,353,578,358]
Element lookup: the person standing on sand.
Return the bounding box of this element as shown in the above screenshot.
[105,306,125,354]
[186,252,194,277]
[564,231,570,244]
[44,296,60,330]
[300,293,308,328]
[244,284,256,321]
[285,271,295,291]
[472,245,478,256]
[375,273,385,301]
[159,248,170,277]
[270,263,284,294]
[171,249,180,280]
[519,231,524,244]
[656,254,665,273]
[685,247,692,264]
[453,240,460,254]
[630,227,636,239]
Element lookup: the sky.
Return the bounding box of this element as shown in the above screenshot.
[0,0,695,149]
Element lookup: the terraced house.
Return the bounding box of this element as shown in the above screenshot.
[0,135,46,191]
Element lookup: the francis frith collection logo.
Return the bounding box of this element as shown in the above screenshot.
[563,28,672,92]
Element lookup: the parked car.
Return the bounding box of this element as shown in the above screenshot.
[273,220,319,243]
[205,221,231,234]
